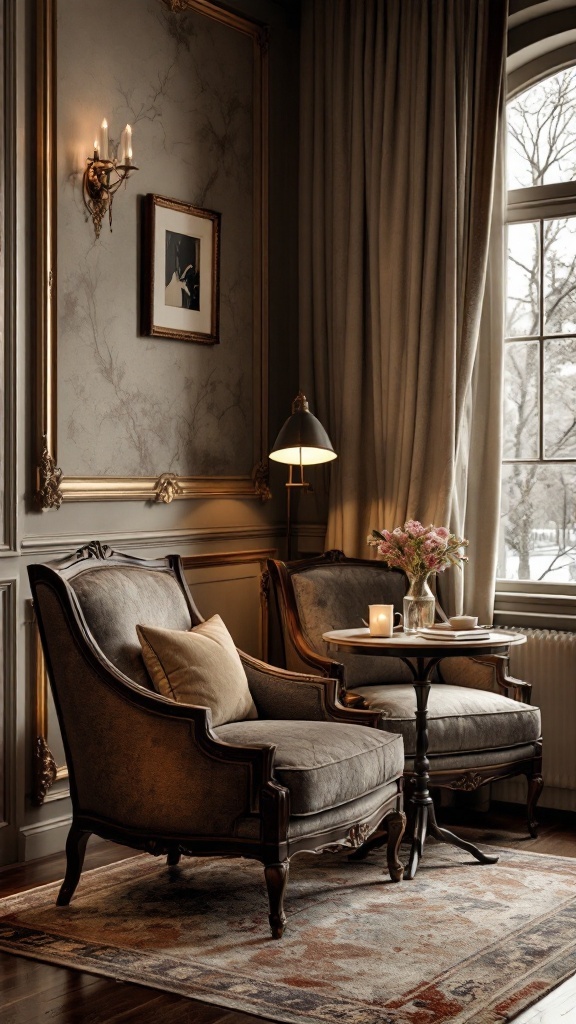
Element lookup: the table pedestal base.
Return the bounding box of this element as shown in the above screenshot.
[404,671,499,879]
[405,795,499,879]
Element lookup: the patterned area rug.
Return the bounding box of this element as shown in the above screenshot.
[1,843,576,1024]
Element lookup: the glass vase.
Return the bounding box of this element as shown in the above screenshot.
[403,573,435,634]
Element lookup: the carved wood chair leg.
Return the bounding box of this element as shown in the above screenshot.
[167,850,181,866]
[527,772,544,838]
[386,810,406,882]
[57,825,91,906]
[264,862,289,939]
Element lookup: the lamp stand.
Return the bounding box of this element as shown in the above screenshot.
[285,462,311,561]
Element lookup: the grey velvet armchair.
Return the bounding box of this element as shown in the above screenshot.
[267,550,543,836]
[28,542,406,939]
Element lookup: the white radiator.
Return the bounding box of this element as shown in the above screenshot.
[494,628,576,810]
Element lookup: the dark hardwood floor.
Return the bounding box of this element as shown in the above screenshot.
[1,802,575,1023]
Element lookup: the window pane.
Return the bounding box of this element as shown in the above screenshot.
[543,217,576,333]
[503,341,539,458]
[543,338,576,457]
[506,222,540,336]
[498,464,576,581]
[507,67,576,188]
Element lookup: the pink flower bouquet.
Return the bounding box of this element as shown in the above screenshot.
[368,520,468,579]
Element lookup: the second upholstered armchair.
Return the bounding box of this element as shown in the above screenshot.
[267,550,543,836]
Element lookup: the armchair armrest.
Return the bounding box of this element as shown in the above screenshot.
[273,624,344,681]
[436,653,533,702]
[239,650,383,729]
[470,654,533,702]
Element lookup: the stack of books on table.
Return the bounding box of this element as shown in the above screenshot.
[417,625,492,641]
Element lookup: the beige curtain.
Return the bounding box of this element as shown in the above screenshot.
[299,0,507,623]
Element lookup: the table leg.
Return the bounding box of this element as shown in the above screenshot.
[405,668,499,878]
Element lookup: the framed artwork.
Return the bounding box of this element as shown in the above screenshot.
[142,194,220,345]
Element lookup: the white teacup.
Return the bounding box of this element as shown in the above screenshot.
[449,615,478,630]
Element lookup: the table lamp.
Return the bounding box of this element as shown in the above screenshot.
[269,392,337,558]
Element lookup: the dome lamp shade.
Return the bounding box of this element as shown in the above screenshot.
[269,393,337,466]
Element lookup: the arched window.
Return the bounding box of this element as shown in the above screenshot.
[499,66,576,587]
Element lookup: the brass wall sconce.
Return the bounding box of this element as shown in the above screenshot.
[82,120,138,238]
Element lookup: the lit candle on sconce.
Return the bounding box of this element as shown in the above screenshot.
[121,123,133,165]
[93,139,100,161]
[99,119,109,161]
[368,604,394,637]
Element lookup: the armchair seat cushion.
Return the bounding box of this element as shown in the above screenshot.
[350,684,541,757]
[214,720,404,816]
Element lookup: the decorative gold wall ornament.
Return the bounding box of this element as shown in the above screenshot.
[29,600,69,805]
[36,435,63,510]
[33,736,58,806]
[154,474,183,503]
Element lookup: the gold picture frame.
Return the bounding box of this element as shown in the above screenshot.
[34,0,270,507]
[142,195,221,345]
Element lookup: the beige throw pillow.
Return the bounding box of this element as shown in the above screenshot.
[136,615,257,726]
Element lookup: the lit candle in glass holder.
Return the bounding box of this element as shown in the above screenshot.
[368,604,394,637]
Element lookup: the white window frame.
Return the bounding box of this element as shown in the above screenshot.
[494,43,576,630]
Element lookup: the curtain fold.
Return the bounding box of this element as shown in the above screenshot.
[299,0,507,622]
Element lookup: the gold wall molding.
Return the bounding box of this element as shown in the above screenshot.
[0,0,17,551]
[28,600,69,806]
[58,475,269,502]
[34,0,269,507]
[0,580,17,842]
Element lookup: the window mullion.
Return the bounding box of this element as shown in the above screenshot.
[539,219,544,463]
